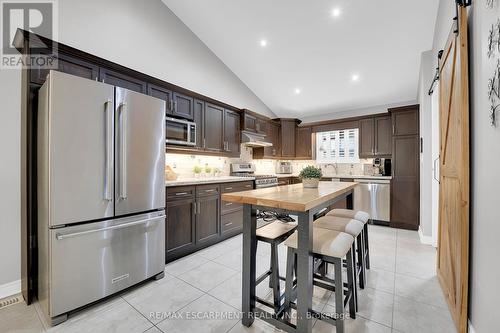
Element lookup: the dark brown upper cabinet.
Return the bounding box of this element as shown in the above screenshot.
[147,83,174,115]
[224,109,241,157]
[204,103,224,152]
[390,105,419,136]
[295,126,314,159]
[30,53,99,85]
[172,92,194,120]
[359,116,392,158]
[193,99,205,150]
[99,68,146,93]
[242,113,257,132]
[254,120,281,159]
[280,119,299,158]
[255,118,268,135]
[359,118,375,158]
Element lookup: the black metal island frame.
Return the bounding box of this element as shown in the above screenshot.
[221,181,358,333]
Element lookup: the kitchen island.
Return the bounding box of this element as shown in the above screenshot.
[221,181,358,333]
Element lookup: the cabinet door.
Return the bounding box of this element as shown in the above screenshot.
[261,121,280,158]
[172,92,194,120]
[196,195,220,245]
[255,118,268,135]
[31,53,99,84]
[204,103,224,152]
[193,99,205,150]
[224,110,241,156]
[278,178,290,186]
[166,198,196,259]
[392,108,419,136]
[391,135,419,229]
[99,68,146,93]
[295,126,313,159]
[280,120,296,157]
[148,84,173,116]
[374,116,392,156]
[243,113,257,132]
[359,118,374,158]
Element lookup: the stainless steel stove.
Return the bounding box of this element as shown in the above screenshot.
[230,163,278,189]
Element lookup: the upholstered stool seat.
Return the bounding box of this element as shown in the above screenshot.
[283,228,357,333]
[326,209,371,270]
[326,208,370,224]
[314,216,367,289]
[257,221,297,241]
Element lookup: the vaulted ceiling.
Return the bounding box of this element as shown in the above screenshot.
[162,0,439,118]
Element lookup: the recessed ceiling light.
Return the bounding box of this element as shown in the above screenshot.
[351,74,360,82]
[332,7,341,17]
[294,88,301,94]
[260,39,267,47]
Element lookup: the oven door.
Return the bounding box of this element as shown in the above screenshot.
[165,117,196,146]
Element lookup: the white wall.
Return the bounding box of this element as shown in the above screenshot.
[0,69,21,292]
[417,50,434,240]
[429,1,500,331]
[0,0,274,295]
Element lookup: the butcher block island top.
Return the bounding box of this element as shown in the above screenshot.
[221,181,358,212]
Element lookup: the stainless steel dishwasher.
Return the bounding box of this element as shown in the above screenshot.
[353,178,390,222]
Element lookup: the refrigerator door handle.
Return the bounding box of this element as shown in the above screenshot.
[55,214,165,240]
[119,102,128,200]
[104,100,113,201]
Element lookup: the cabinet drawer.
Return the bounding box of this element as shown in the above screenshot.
[221,210,243,234]
[166,186,195,200]
[221,181,253,193]
[221,201,243,214]
[196,184,220,197]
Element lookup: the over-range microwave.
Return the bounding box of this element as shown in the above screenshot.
[165,117,196,146]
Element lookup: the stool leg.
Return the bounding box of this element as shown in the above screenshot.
[271,243,281,312]
[284,247,295,320]
[357,233,366,289]
[351,244,358,312]
[334,258,345,333]
[269,243,276,288]
[364,223,370,270]
[346,248,356,319]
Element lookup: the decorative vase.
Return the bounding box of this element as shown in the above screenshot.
[302,178,319,188]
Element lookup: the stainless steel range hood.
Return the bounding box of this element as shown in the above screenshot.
[241,130,273,148]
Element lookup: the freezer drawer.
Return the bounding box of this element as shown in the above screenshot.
[43,211,165,318]
[353,179,390,221]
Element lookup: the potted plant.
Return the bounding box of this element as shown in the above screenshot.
[193,165,202,178]
[204,165,212,177]
[299,165,322,188]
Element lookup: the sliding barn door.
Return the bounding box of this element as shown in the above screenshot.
[437,5,470,333]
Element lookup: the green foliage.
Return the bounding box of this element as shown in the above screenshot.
[193,165,202,174]
[205,166,212,174]
[299,165,322,179]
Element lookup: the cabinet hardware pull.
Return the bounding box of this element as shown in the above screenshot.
[175,192,189,196]
[245,185,252,188]
[174,101,178,112]
[224,222,233,227]
[203,138,206,148]
[197,202,201,214]
[205,189,216,193]
[225,187,233,190]
[193,202,196,215]
[225,203,233,206]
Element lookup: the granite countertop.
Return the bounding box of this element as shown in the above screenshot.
[221,181,358,212]
[166,176,254,187]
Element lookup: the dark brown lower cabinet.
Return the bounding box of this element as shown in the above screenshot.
[196,194,220,245]
[166,197,196,260]
[166,181,252,262]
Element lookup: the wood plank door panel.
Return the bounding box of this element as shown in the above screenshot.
[437,6,470,333]
[296,126,313,159]
[224,110,241,156]
[204,103,224,152]
[196,195,220,245]
[166,198,196,259]
[375,116,392,156]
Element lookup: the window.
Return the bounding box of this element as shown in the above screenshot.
[316,128,359,163]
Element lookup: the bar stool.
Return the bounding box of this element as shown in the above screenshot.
[314,216,367,289]
[326,209,371,269]
[255,221,297,313]
[283,228,356,333]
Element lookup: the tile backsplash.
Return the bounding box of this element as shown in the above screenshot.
[166,144,375,178]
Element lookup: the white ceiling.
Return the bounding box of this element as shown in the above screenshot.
[162,0,438,118]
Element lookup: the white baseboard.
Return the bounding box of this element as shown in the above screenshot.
[468,320,476,333]
[0,280,21,300]
[418,227,433,245]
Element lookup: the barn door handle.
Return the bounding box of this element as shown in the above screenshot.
[433,156,440,184]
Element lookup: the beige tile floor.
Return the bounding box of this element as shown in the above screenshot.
[0,225,456,333]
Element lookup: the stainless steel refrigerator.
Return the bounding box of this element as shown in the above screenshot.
[37,71,166,325]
